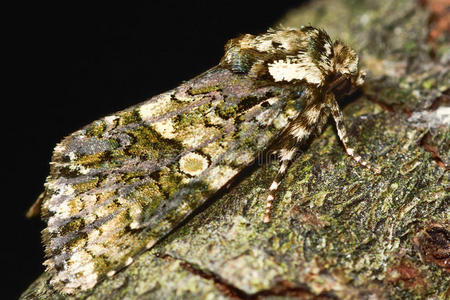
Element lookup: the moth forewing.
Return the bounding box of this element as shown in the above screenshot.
[39,59,307,294]
[35,26,377,293]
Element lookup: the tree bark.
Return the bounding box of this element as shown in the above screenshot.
[21,0,449,299]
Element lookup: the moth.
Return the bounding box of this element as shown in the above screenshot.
[29,26,379,294]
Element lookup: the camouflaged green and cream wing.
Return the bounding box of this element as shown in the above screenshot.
[40,66,309,293]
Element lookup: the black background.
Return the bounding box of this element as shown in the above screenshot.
[7,1,305,298]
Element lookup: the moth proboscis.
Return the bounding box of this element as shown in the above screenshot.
[29,26,379,294]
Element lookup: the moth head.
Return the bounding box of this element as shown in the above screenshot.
[332,40,365,87]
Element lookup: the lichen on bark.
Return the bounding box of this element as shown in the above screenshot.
[22,0,449,299]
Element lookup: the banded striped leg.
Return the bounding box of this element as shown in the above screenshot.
[263,102,324,223]
[263,148,296,223]
[327,93,381,174]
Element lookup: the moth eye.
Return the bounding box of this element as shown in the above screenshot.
[272,41,282,49]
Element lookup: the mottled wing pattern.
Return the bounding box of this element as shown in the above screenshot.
[41,66,311,293]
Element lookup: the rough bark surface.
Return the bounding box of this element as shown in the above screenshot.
[21,0,449,299]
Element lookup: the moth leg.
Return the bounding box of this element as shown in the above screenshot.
[263,148,296,223]
[263,102,324,223]
[327,93,381,174]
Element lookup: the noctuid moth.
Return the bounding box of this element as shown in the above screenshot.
[29,26,380,294]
